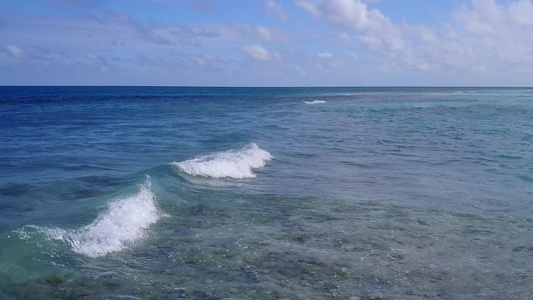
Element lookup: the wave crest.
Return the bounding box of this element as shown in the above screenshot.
[171,143,272,179]
[304,100,326,104]
[41,180,160,258]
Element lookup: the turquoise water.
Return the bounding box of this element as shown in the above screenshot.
[0,87,532,299]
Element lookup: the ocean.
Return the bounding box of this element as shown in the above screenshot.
[0,86,531,299]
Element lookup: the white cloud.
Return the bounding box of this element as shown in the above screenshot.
[192,53,213,67]
[265,0,288,21]
[111,12,173,45]
[338,32,353,43]
[297,0,405,60]
[345,51,359,61]
[453,0,501,37]
[242,45,272,61]
[357,33,404,56]
[189,52,229,69]
[448,0,533,67]
[509,0,533,25]
[257,26,272,42]
[380,0,533,79]
[86,52,109,72]
[233,24,291,44]
[4,0,533,86]
[358,35,383,52]
[316,52,332,58]
[296,0,393,32]
[298,0,533,83]
[87,52,99,61]
[2,44,24,58]
[409,25,438,43]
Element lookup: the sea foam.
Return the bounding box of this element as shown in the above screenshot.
[303,100,327,104]
[171,143,272,179]
[42,180,159,258]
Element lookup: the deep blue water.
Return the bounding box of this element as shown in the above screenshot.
[0,86,532,299]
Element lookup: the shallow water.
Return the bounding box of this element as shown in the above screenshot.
[0,86,532,299]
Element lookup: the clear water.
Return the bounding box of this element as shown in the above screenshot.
[0,86,532,299]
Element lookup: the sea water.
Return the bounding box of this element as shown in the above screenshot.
[0,86,532,299]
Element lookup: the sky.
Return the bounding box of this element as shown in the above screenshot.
[1,0,533,86]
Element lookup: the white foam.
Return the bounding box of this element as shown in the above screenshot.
[303,100,327,104]
[42,180,160,258]
[171,143,272,179]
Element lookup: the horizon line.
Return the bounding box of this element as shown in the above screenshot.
[2,85,533,88]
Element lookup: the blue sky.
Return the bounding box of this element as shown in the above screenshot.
[1,0,533,86]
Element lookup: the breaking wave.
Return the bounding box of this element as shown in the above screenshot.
[40,180,160,258]
[171,143,272,179]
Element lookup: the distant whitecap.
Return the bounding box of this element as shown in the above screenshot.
[303,100,327,104]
